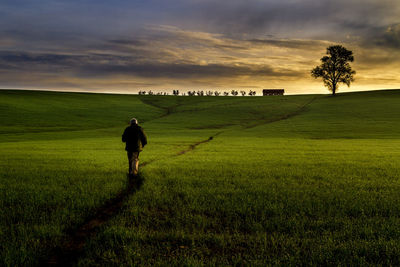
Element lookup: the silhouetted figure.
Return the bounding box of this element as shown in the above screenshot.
[122,118,147,176]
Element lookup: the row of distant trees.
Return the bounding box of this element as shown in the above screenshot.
[138,46,355,97]
[138,90,257,96]
[138,46,356,97]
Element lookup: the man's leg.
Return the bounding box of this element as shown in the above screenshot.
[132,152,139,176]
[127,151,133,174]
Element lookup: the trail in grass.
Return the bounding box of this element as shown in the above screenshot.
[139,96,183,119]
[45,175,143,266]
[177,132,223,155]
[244,96,318,129]
[44,98,216,266]
[45,134,218,266]
[45,96,316,266]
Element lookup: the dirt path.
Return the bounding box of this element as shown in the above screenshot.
[244,97,317,129]
[44,134,218,266]
[139,97,183,120]
[177,132,223,156]
[45,175,144,266]
[44,97,317,266]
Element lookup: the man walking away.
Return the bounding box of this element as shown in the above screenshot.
[122,118,147,176]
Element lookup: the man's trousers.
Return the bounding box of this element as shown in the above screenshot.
[127,151,140,175]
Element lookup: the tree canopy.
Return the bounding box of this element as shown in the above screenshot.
[311,45,356,95]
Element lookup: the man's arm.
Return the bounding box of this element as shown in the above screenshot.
[122,128,128,143]
[140,128,147,147]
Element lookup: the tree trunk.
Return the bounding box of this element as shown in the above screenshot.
[332,83,336,96]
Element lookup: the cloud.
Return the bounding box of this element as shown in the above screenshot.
[0,0,400,93]
[0,50,302,79]
[379,24,400,48]
[168,0,400,39]
[2,0,399,42]
[247,39,331,50]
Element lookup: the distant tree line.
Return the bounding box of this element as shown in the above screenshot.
[138,89,257,96]
[138,45,356,98]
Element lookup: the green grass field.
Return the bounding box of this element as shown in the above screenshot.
[1,89,400,266]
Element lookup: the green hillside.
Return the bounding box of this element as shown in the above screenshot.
[1,89,400,266]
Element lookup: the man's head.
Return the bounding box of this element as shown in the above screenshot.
[130,118,138,125]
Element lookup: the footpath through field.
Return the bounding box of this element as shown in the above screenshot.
[45,95,317,266]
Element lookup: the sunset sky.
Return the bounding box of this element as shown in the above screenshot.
[0,0,399,94]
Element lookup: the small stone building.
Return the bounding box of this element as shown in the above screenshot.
[263,89,285,96]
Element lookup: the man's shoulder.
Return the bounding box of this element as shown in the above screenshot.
[126,125,144,131]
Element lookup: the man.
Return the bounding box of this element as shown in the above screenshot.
[122,118,147,176]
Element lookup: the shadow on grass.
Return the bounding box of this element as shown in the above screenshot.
[126,173,145,192]
[44,174,145,266]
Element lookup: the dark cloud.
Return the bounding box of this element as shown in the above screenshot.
[1,1,399,49]
[378,24,400,48]
[0,51,301,80]
[173,0,400,39]
[108,39,146,46]
[81,62,302,79]
[247,39,330,50]
[2,0,399,41]
[0,51,72,64]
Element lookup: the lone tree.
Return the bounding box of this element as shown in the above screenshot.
[311,45,356,96]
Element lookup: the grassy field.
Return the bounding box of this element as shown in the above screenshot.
[1,89,400,266]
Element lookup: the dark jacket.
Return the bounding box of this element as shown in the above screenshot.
[122,124,147,152]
